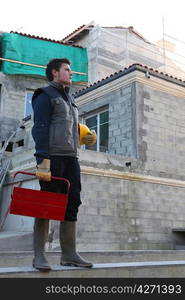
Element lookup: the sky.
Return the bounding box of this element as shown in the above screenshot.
[1,0,185,44]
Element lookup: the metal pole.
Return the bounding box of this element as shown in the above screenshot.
[0,57,86,75]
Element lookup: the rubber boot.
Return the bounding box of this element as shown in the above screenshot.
[32,218,51,271]
[60,221,93,268]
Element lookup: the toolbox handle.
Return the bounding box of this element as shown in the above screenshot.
[0,171,71,231]
[13,171,70,193]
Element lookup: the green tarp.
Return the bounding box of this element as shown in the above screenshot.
[0,33,88,82]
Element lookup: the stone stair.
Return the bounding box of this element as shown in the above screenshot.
[1,250,185,278]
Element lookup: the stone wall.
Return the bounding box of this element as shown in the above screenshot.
[0,72,46,141]
[79,166,185,251]
[76,67,185,180]
[136,82,185,178]
[78,82,137,158]
[1,149,185,250]
[0,72,83,145]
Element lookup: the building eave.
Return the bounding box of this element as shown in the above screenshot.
[75,63,185,98]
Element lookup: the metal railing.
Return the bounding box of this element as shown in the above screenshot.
[0,159,11,190]
[0,120,26,230]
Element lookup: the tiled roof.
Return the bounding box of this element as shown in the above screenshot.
[74,63,185,97]
[10,31,83,48]
[61,22,94,43]
[61,23,151,45]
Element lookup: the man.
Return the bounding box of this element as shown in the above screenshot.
[31,58,96,271]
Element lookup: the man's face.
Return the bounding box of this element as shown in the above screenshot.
[52,63,72,86]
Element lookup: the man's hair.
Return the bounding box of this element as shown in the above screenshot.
[46,58,71,81]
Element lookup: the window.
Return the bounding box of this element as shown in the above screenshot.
[25,90,33,117]
[16,139,24,147]
[2,141,13,152]
[84,110,109,152]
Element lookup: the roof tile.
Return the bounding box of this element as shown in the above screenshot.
[75,63,185,96]
[10,31,83,48]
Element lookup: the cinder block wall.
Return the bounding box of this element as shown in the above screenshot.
[79,171,185,251]
[77,150,185,251]
[135,82,185,178]
[1,149,185,251]
[78,82,137,158]
[0,72,82,142]
[77,70,185,180]
[0,72,46,141]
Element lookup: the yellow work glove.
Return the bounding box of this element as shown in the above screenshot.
[36,159,51,181]
[82,130,97,146]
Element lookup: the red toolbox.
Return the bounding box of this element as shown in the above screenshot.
[9,171,70,221]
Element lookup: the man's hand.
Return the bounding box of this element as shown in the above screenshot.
[82,130,97,146]
[36,159,51,181]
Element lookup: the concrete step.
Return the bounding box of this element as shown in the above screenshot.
[1,250,185,267]
[1,260,185,278]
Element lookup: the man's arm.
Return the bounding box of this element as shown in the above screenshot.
[32,91,52,181]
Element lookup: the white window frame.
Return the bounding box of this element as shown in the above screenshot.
[24,90,34,117]
[83,108,109,152]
